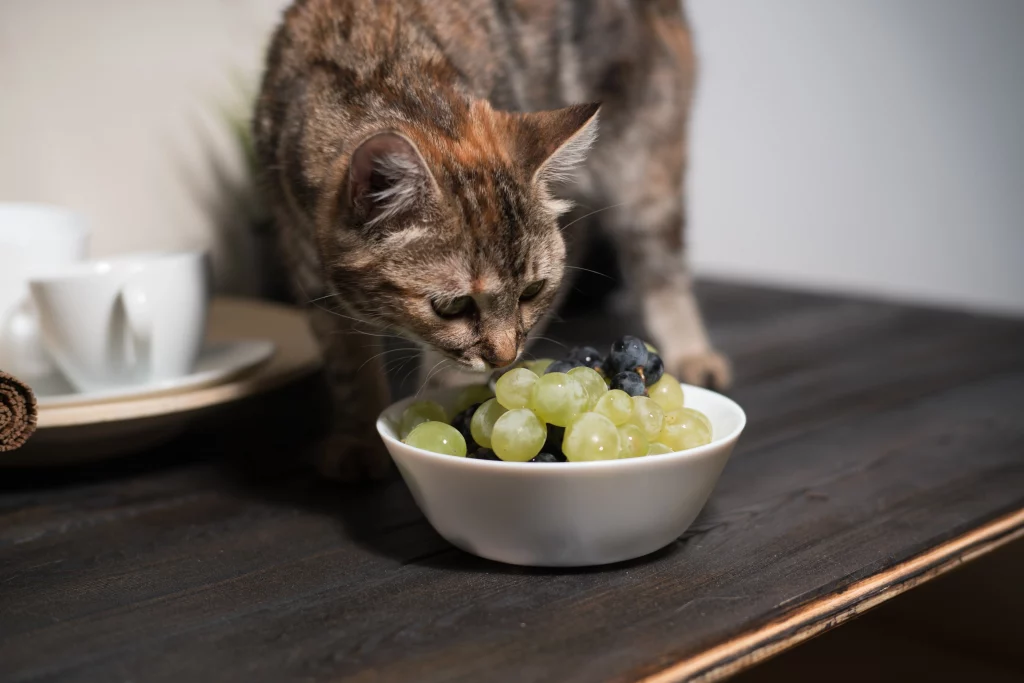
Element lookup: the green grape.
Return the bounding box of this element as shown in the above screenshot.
[644,341,659,354]
[647,442,673,455]
[453,384,495,414]
[530,372,589,427]
[470,398,507,448]
[404,421,467,456]
[649,374,685,411]
[399,400,448,439]
[562,412,621,461]
[593,389,633,426]
[495,368,538,410]
[657,409,712,451]
[664,407,712,434]
[568,366,607,409]
[491,409,547,462]
[526,358,554,375]
[629,396,665,438]
[686,407,712,434]
[617,423,648,459]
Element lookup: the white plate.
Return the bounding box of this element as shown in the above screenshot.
[34,339,275,408]
[4,298,322,467]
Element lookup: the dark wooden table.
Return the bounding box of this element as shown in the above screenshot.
[2,281,1023,683]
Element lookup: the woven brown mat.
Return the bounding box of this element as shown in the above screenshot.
[0,370,38,452]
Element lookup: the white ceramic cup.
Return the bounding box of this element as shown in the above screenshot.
[0,203,89,378]
[29,251,210,393]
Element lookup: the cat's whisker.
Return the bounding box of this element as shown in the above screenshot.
[415,358,450,398]
[387,357,420,387]
[564,265,615,280]
[399,359,423,388]
[530,335,567,348]
[358,347,416,373]
[559,201,629,232]
[291,278,393,333]
[383,358,420,383]
[362,341,416,350]
[414,359,445,394]
[328,328,407,342]
[306,292,339,304]
[292,280,364,324]
[340,328,408,340]
[382,352,419,373]
[324,308,380,328]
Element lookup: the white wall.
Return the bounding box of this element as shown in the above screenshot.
[1,0,1022,314]
[0,0,288,294]
[687,0,1024,315]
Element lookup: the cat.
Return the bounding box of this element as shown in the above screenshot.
[253,0,730,480]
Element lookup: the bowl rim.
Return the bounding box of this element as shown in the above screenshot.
[376,381,746,472]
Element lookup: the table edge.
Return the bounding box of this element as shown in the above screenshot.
[639,506,1024,683]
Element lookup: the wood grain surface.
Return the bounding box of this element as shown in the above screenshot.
[1,281,1022,683]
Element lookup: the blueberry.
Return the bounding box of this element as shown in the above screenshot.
[545,359,582,374]
[642,353,664,386]
[608,335,649,374]
[530,452,566,463]
[543,425,566,456]
[469,448,500,460]
[450,404,480,450]
[611,370,646,397]
[567,346,604,370]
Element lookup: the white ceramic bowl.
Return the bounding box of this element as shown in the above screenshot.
[377,383,746,567]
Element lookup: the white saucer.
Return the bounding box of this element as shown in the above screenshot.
[34,339,276,408]
[2,298,320,467]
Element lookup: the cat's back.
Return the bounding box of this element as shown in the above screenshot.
[261,0,688,112]
[263,0,502,84]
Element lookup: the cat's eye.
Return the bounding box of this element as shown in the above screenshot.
[520,280,546,301]
[432,295,473,319]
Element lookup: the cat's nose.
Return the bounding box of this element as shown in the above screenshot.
[485,352,517,369]
[482,332,519,368]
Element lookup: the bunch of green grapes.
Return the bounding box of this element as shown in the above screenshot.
[398,337,713,462]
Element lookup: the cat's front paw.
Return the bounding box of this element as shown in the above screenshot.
[310,432,395,482]
[666,348,733,391]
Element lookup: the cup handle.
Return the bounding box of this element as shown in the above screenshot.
[0,297,46,375]
[1,298,30,341]
[118,285,152,375]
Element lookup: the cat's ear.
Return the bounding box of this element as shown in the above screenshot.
[517,102,600,186]
[347,132,434,227]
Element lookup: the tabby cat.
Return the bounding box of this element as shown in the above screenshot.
[254,0,729,479]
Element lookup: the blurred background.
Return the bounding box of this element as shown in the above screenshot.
[2,0,1022,314]
[2,3,1022,681]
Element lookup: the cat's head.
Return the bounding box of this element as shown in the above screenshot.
[320,101,599,372]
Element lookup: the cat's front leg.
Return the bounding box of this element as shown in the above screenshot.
[306,304,395,481]
[604,194,732,390]
[639,274,732,390]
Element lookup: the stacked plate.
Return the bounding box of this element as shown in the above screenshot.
[5,298,322,466]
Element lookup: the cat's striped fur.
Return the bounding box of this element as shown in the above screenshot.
[254,0,729,479]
